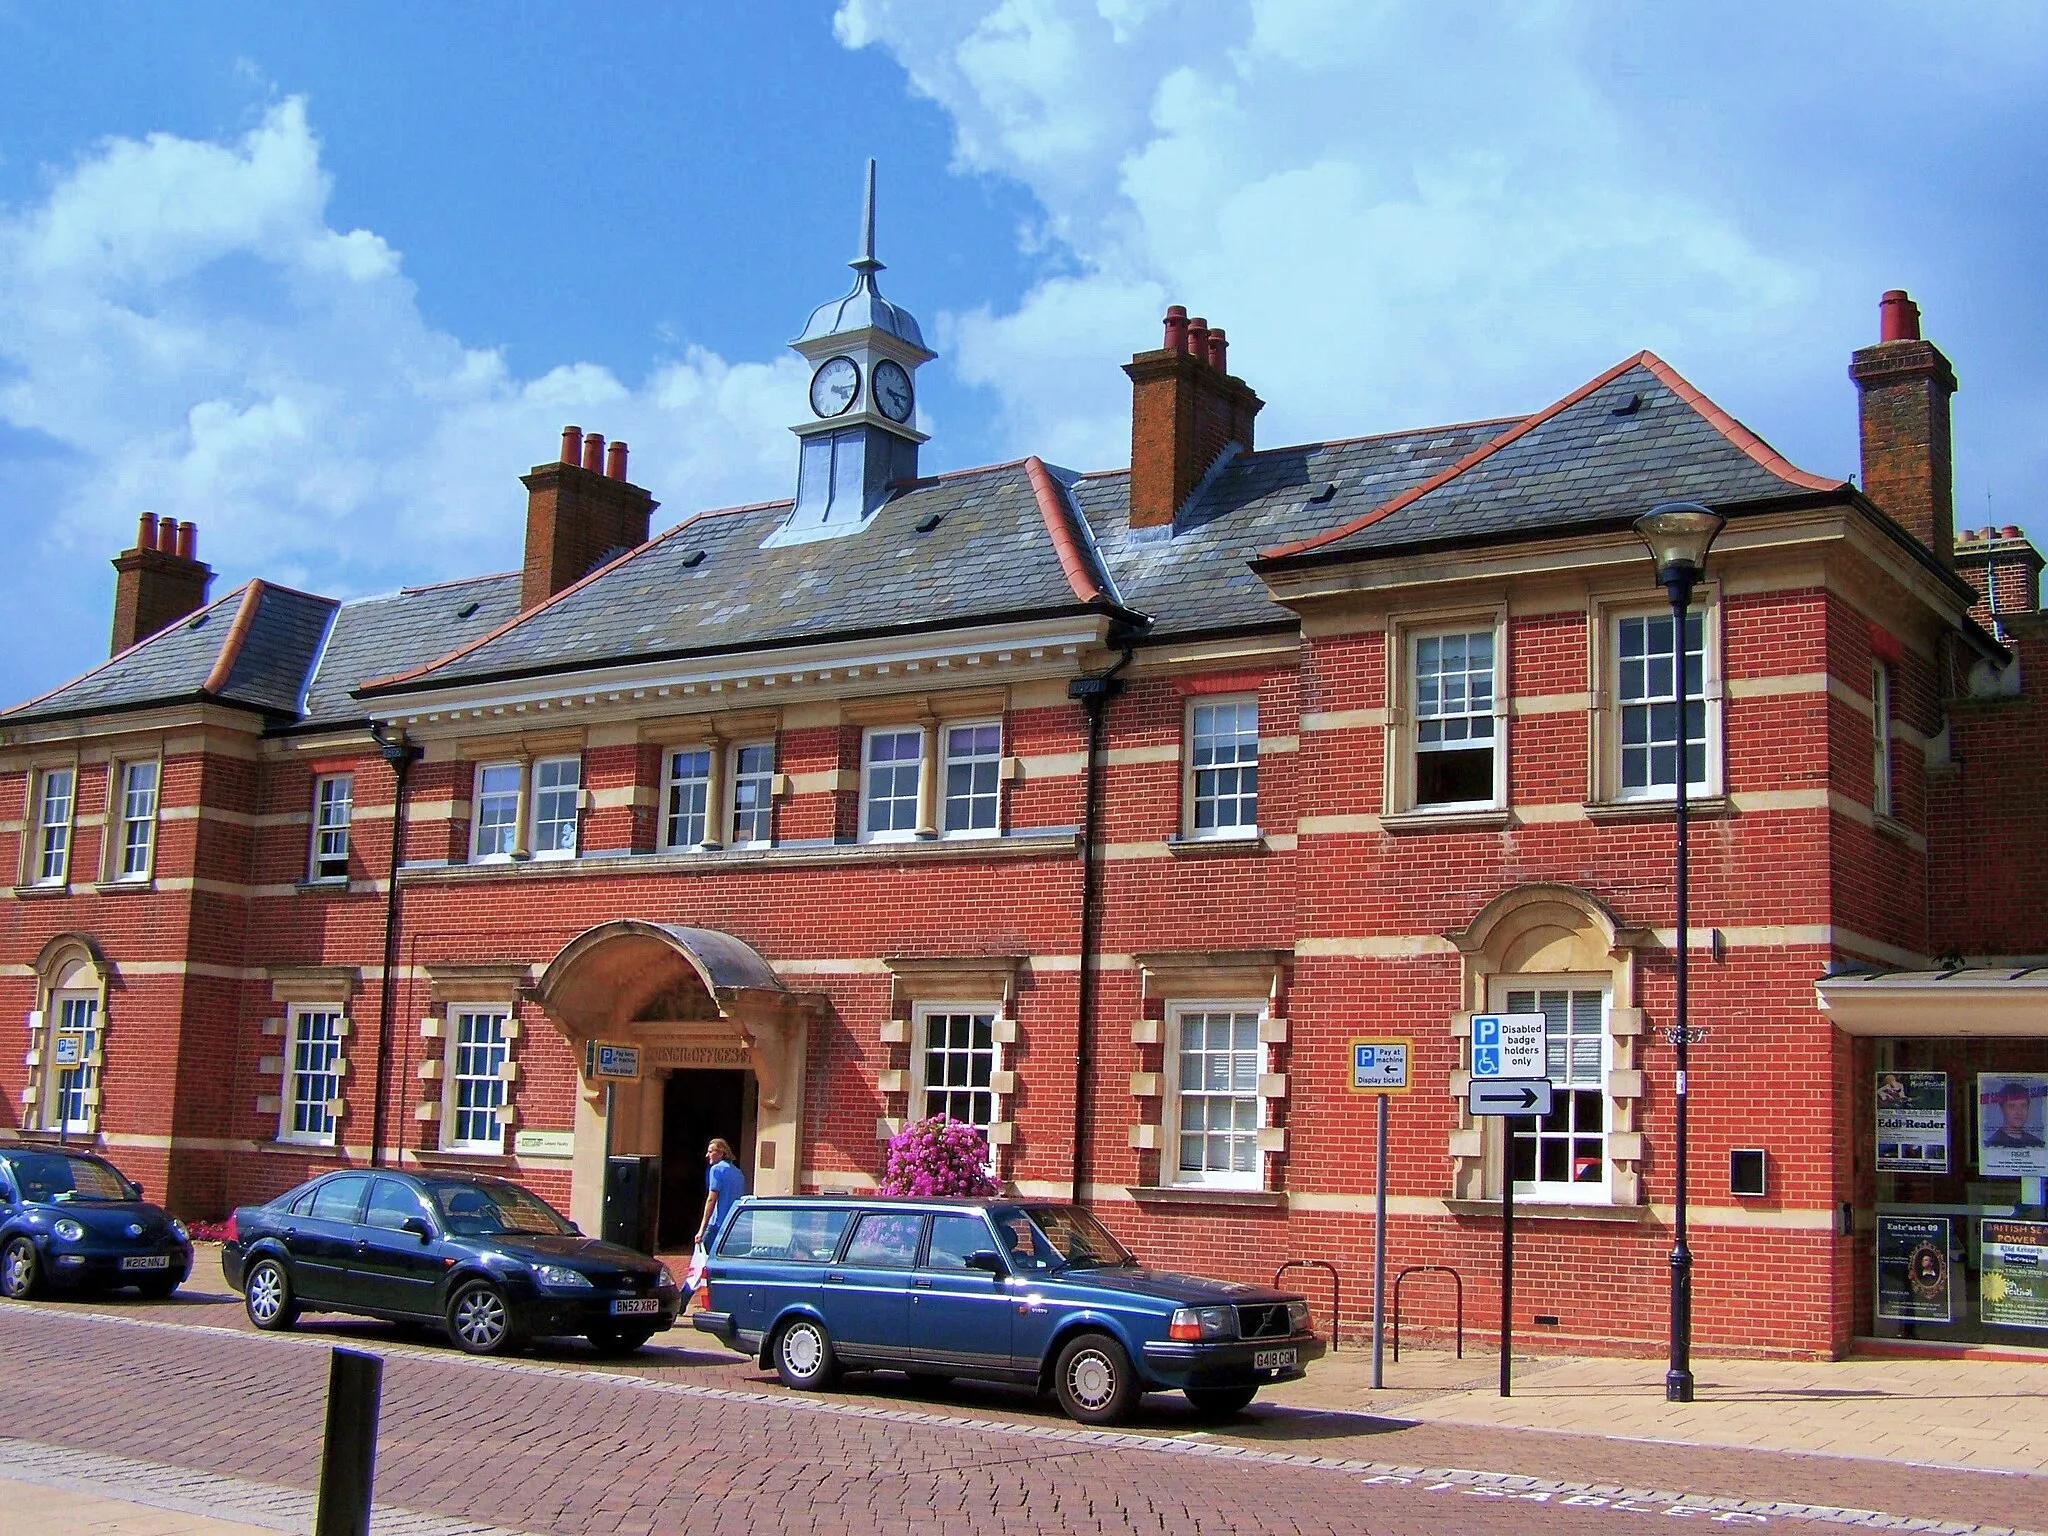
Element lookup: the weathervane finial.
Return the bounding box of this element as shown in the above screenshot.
[853,158,881,273]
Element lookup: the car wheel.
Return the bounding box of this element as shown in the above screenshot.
[773,1316,840,1390]
[243,1257,299,1331]
[0,1236,40,1301]
[135,1277,181,1302]
[1184,1385,1258,1417]
[586,1326,657,1357]
[447,1280,515,1355]
[1054,1332,1138,1426]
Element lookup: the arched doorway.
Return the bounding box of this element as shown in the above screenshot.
[529,922,822,1236]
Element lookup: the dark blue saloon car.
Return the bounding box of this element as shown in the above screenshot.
[693,1197,1324,1423]
[0,1146,192,1299]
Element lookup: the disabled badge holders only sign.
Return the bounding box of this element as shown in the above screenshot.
[1470,1012,1545,1079]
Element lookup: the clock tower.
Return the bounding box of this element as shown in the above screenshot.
[767,159,936,546]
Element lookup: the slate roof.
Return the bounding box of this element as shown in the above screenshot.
[298,573,521,727]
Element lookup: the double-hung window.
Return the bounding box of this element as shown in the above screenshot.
[32,767,74,885]
[1871,663,1893,818]
[1616,609,1707,797]
[730,743,775,847]
[1169,1005,1265,1188]
[941,722,1001,837]
[1188,698,1258,838]
[444,1008,511,1153]
[1413,631,1498,807]
[664,748,712,849]
[472,763,522,861]
[1503,984,1609,1201]
[529,756,581,858]
[311,773,353,881]
[284,1008,344,1146]
[915,1007,997,1133]
[43,993,100,1133]
[114,760,159,880]
[862,726,923,842]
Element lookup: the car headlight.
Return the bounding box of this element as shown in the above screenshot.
[1168,1305,1238,1342]
[532,1264,594,1292]
[53,1218,85,1243]
[169,1218,190,1242]
[656,1263,677,1289]
[1287,1300,1311,1334]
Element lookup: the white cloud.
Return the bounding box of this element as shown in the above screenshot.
[0,98,802,692]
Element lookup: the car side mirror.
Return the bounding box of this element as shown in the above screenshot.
[401,1216,433,1242]
[965,1250,1006,1276]
[133,1181,145,1197]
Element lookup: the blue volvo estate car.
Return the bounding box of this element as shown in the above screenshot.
[692,1196,1324,1424]
[0,1146,192,1300]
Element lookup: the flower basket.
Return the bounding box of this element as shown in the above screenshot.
[881,1115,998,1198]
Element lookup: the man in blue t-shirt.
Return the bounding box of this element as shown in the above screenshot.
[694,1138,746,1256]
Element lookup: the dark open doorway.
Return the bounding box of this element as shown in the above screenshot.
[658,1069,753,1251]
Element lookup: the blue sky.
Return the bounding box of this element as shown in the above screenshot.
[1,2,2043,705]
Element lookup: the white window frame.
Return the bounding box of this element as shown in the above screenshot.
[30,765,76,887]
[442,1006,512,1154]
[282,1006,345,1147]
[1494,977,1612,1205]
[1594,590,1723,805]
[1871,661,1893,818]
[939,719,1002,839]
[112,758,160,882]
[41,991,101,1133]
[861,725,925,844]
[471,761,523,863]
[528,755,582,860]
[1165,1000,1268,1190]
[310,773,353,882]
[1185,697,1260,840]
[663,746,713,850]
[728,741,776,848]
[1405,623,1506,812]
[910,1002,1000,1170]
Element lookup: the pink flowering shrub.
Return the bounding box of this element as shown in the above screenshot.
[881,1115,998,1198]
[186,1219,236,1243]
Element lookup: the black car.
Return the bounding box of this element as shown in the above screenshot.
[0,1146,193,1300]
[222,1169,680,1356]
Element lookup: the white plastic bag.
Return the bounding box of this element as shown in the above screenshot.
[685,1243,709,1294]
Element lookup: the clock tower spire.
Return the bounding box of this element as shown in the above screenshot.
[768,159,936,546]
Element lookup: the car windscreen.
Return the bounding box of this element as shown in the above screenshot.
[6,1152,136,1203]
[1006,1205,1135,1272]
[422,1178,574,1237]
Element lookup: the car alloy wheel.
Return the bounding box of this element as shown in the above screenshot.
[448,1281,511,1355]
[774,1317,838,1390]
[1054,1332,1137,1426]
[0,1237,39,1300]
[244,1259,296,1330]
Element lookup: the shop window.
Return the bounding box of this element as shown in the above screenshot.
[311,773,353,881]
[1413,629,1501,808]
[862,726,924,842]
[472,763,522,861]
[729,742,775,847]
[1168,1005,1265,1188]
[1502,984,1610,1202]
[1186,698,1258,839]
[940,721,1002,837]
[31,766,75,886]
[283,1007,345,1146]
[1871,662,1893,818]
[664,748,712,849]
[113,760,159,881]
[914,1006,998,1157]
[1614,608,1712,799]
[443,1007,511,1153]
[529,756,581,859]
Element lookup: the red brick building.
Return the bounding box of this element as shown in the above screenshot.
[4,203,2044,1358]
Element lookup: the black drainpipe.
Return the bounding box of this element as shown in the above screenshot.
[368,723,421,1168]
[1067,634,1138,1203]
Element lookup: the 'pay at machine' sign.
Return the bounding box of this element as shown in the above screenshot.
[1470,1013,1546,1079]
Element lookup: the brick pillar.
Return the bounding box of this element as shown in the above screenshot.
[1122,307,1263,530]
[1849,290,1957,567]
[110,513,213,654]
[519,427,659,611]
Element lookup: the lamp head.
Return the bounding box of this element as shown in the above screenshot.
[1634,502,1725,603]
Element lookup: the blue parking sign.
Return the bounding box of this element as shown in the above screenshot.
[1349,1039,1411,1092]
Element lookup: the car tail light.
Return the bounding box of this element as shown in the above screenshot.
[226,1212,238,1243]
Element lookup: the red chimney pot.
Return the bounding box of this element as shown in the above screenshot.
[561,426,584,466]
[156,517,180,554]
[137,512,159,552]
[606,440,628,481]
[2003,525,2024,540]
[1206,327,1228,373]
[1163,305,1189,354]
[176,521,196,561]
[1186,317,1210,363]
[582,432,605,473]
[1879,289,1921,343]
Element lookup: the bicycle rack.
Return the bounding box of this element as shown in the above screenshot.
[1391,1265,1463,1362]
[1273,1259,1342,1351]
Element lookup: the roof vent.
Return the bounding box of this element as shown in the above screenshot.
[455,600,480,620]
[915,513,944,533]
[680,550,707,569]
[1612,393,1643,416]
[1306,483,1337,505]
[187,612,209,630]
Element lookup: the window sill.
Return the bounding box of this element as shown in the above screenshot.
[1164,833,1269,858]
[1380,808,1510,835]
[92,879,157,895]
[1129,1185,1288,1211]
[408,1148,514,1171]
[13,883,74,899]
[1873,812,1914,844]
[1582,796,1730,825]
[296,878,352,895]
[399,830,1081,884]
[1444,1198,1650,1224]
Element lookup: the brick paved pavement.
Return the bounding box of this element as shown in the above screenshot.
[2,1297,2044,1536]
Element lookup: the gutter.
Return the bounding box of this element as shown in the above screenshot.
[368,723,422,1167]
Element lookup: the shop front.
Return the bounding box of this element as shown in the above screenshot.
[1821,969,2048,1350]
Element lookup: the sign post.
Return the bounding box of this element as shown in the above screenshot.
[1469,1012,1547,1397]
[1350,1039,1411,1389]
[586,1042,642,1171]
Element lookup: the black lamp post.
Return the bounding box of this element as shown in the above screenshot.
[1633,500,1725,1405]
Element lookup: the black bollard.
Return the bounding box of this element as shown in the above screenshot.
[314,1348,382,1536]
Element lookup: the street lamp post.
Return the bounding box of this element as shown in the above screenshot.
[1633,501,1725,1406]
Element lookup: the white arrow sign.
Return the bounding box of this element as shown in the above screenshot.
[1471,1012,1546,1079]
[1468,1078,1554,1117]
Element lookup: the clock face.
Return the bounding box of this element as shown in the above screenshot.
[873,359,915,423]
[809,356,861,418]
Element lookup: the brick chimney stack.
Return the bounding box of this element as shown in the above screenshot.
[1123,305,1263,530]
[1955,524,2044,638]
[110,512,213,655]
[1850,289,1958,567]
[519,426,658,610]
